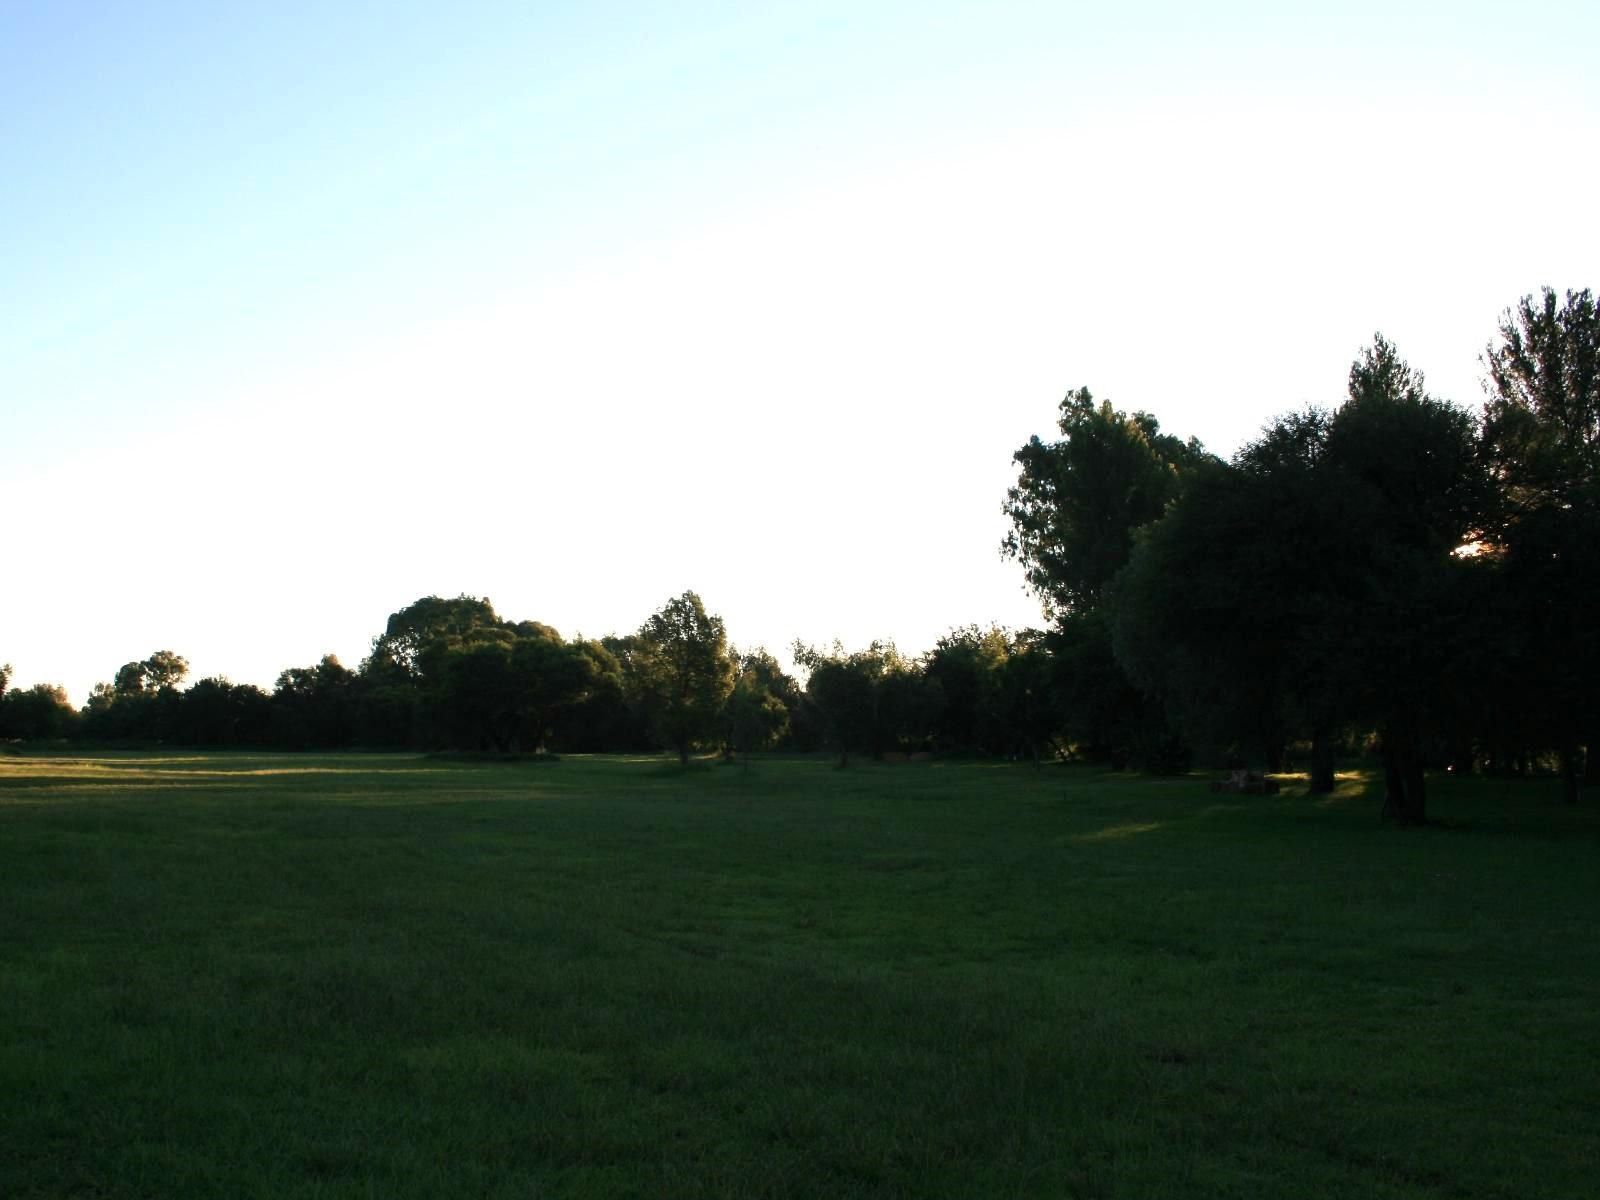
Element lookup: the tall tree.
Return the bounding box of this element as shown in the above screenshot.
[1112,408,1366,786]
[1484,288,1600,506]
[1326,336,1489,822]
[1002,388,1211,769]
[633,592,736,764]
[1111,337,1488,815]
[1113,458,1309,775]
[1482,287,1600,797]
[1003,387,1211,618]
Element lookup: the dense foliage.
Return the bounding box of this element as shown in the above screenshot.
[3,288,1594,813]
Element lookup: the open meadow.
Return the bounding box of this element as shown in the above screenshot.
[1,752,1596,1198]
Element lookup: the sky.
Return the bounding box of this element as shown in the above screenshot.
[4,1,1598,704]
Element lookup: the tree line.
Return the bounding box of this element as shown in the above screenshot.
[0,596,1051,765]
[3,288,1594,818]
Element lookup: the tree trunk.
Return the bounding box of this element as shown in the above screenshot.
[1382,758,1403,821]
[677,741,689,766]
[1381,737,1427,825]
[1265,740,1286,775]
[1309,732,1336,795]
[1585,735,1600,787]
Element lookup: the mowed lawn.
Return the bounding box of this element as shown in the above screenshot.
[1,754,1596,1199]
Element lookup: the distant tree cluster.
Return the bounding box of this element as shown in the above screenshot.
[0,662,77,742]
[0,598,1065,767]
[9,593,749,758]
[4,288,1593,818]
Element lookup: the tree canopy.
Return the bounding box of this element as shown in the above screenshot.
[1481,288,1600,799]
[632,592,737,764]
[1002,387,1213,618]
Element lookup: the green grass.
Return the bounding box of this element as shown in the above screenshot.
[2,753,1596,1198]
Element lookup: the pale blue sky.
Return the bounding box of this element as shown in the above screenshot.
[4,2,1598,702]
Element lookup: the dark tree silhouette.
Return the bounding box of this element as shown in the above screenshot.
[1483,288,1600,798]
[633,593,735,765]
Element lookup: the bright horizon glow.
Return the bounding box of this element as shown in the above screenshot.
[4,2,1597,705]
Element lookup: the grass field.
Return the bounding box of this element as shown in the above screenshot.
[2,752,1596,1198]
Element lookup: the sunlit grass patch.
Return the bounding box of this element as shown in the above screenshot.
[1072,819,1167,843]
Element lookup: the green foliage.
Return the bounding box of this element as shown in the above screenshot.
[725,666,789,758]
[81,650,192,741]
[1000,389,1214,768]
[0,682,79,740]
[273,655,356,748]
[347,596,605,753]
[632,592,737,764]
[142,649,189,692]
[922,626,1059,759]
[1047,612,1182,770]
[1331,335,1488,558]
[111,649,189,698]
[1327,338,1490,821]
[1481,288,1600,797]
[430,640,527,751]
[371,594,502,678]
[1003,387,1213,618]
[993,629,1061,761]
[1111,459,1305,767]
[26,287,1598,789]
[735,647,804,735]
[923,625,1010,754]
[552,638,641,752]
[1111,336,1490,812]
[403,613,603,754]
[720,647,802,759]
[1484,287,1600,510]
[793,640,933,764]
[173,677,273,746]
